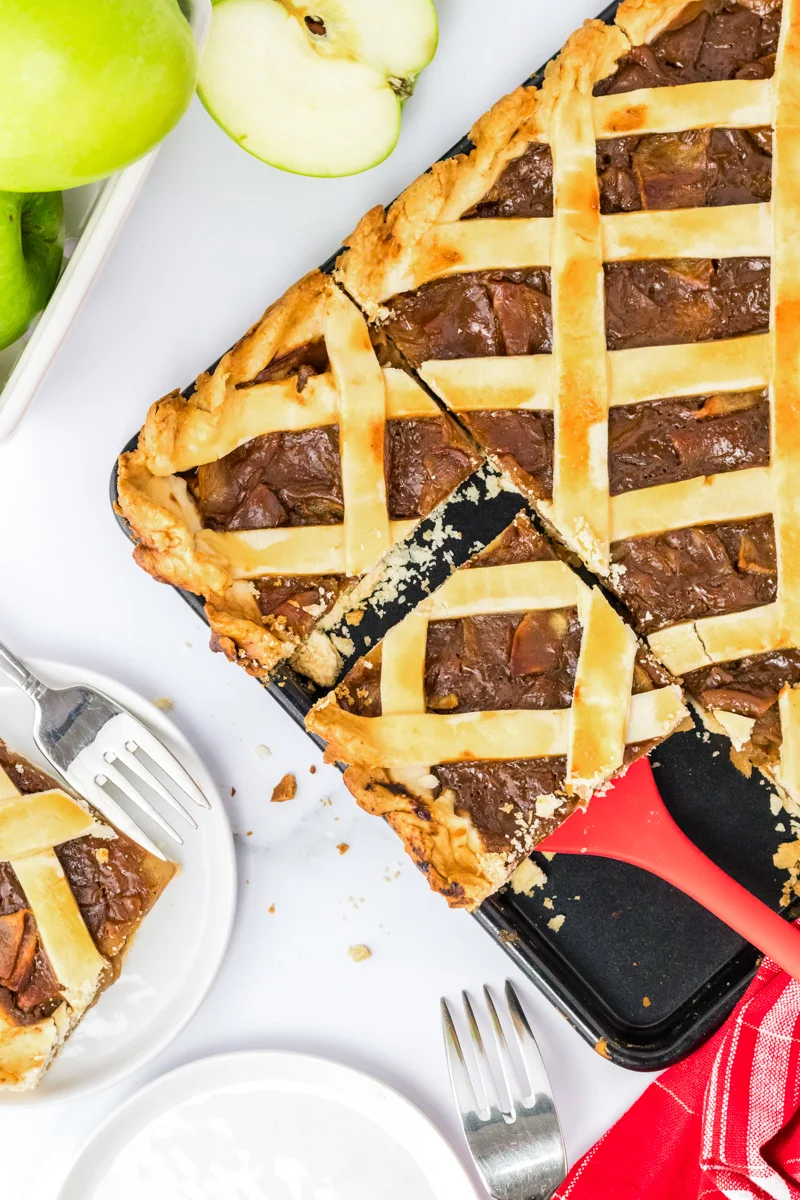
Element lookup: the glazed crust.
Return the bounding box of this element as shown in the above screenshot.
[0,748,174,1091]
[336,86,547,315]
[117,448,295,680]
[343,767,523,909]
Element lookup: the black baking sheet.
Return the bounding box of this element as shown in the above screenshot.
[110,0,799,1069]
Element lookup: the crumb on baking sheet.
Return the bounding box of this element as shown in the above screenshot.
[595,1038,611,1059]
[347,944,371,962]
[255,744,272,758]
[151,697,174,711]
[498,930,519,945]
[543,896,554,910]
[509,859,547,896]
[547,914,565,932]
[268,904,275,914]
[345,609,365,626]
[309,765,316,775]
[643,996,651,1008]
[271,773,297,803]
[336,843,350,855]
[775,839,800,906]
[541,851,556,862]
[320,796,332,807]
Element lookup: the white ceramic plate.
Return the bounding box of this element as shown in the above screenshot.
[58,1050,480,1200]
[0,659,236,1106]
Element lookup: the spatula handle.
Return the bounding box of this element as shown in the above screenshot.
[541,759,800,978]
[634,811,800,979]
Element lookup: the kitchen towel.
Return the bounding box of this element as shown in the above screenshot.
[554,937,800,1199]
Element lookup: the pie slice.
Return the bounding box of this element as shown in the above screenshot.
[0,741,174,1090]
[336,0,800,811]
[306,513,689,908]
[117,270,482,686]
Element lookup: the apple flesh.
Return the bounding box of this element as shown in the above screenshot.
[198,0,438,177]
[0,192,64,351]
[0,0,198,192]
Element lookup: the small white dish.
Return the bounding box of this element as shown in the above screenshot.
[58,1050,480,1200]
[0,658,236,1106]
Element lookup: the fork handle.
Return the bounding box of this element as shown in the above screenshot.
[0,639,47,700]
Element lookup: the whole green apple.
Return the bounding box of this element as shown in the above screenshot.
[0,192,64,351]
[0,0,198,192]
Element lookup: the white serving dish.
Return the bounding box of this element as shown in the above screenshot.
[0,0,211,446]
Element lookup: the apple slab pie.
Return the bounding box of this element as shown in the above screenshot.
[307,514,689,908]
[0,741,174,1090]
[117,270,482,687]
[336,0,800,814]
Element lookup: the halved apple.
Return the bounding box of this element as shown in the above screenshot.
[198,0,438,177]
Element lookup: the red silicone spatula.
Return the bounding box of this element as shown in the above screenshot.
[537,756,800,980]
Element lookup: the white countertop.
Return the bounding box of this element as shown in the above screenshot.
[1,2,658,1194]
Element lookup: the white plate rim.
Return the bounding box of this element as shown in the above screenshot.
[0,657,237,1107]
[56,1048,480,1200]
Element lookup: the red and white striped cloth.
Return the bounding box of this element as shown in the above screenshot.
[554,941,800,1200]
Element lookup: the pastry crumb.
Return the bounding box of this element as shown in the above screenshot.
[151,697,174,711]
[336,842,350,855]
[547,914,565,932]
[541,851,556,862]
[320,796,332,807]
[345,609,365,626]
[309,765,316,774]
[255,743,272,758]
[268,904,275,914]
[543,896,554,910]
[498,930,519,945]
[509,859,547,895]
[271,773,297,803]
[231,786,236,797]
[643,996,651,1007]
[94,847,109,865]
[246,830,253,837]
[347,944,371,962]
[595,1038,611,1059]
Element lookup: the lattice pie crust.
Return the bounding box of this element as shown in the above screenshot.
[336,0,800,811]
[308,515,688,908]
[118,271,480,687]
[0,751,173,1090]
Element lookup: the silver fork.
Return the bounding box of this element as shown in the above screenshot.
[442,981,567,1200]
[0,641,209,860]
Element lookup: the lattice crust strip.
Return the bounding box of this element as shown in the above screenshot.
[309,557,687,799]
[335,0,800,812]
[0,763,110,1091]
[117,270,481,685]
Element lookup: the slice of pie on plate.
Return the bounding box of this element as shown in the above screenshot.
[0,741,174,1091]
[117,270,482,687]
[307,513,689,908]
[336,0,800,813]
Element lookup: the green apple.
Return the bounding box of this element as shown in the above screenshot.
[0,0,198,192]
[0,192,64,351]
[198,0,438,177]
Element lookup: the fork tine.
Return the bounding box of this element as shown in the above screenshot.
[484,985,522,1118]
[68,763,166,861]
[441,998,481,1121]
[463,990,507,1117]
[125,725,210,809]
[109,746,197,828]
[505,980,556,1101]
[94,761,184,845]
